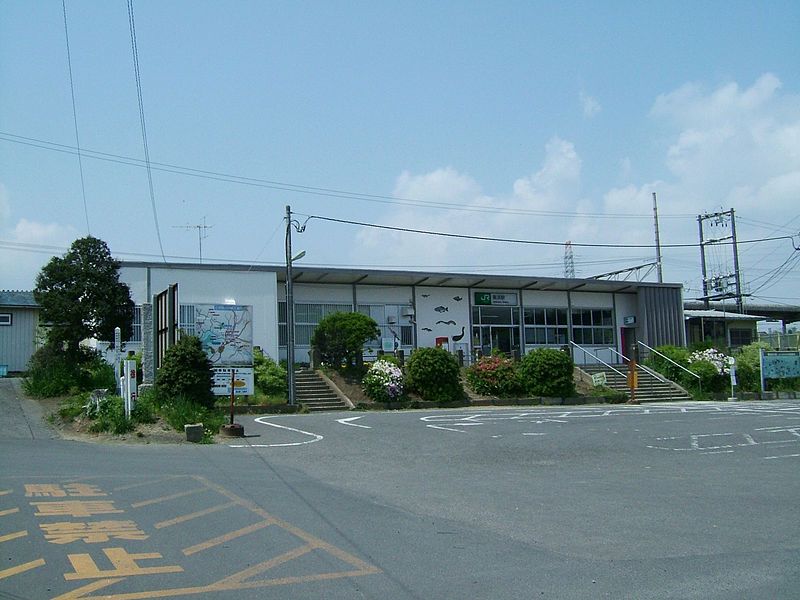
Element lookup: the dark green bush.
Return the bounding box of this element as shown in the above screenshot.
[155,336,215,408]
[405,347,464,403]
[518,348,575,397]
[311,312,380,368]
[688,360,727,394]
[24,344,113,397]
[131,388,158,424]
[253,348,287,397]
[465,355,523,397]
[645,345,691,384]
[160,396,225,433]
[732,342,770,392]
[87,395,135,435]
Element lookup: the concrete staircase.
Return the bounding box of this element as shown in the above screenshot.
[294,369,350,412]
[579,363,693,403]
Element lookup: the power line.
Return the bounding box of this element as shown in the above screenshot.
[126,0,166,263]
[0,131,704,221]
[304,213,799,250]
[61,0,90,234]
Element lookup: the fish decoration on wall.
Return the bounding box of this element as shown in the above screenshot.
[421,327,432,332]
[452,326,466,342]
[421,294,430,298]
[453,296,463,302]
[436,320,456,325]
[434,306,448,313]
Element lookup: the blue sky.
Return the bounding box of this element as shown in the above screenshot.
[1,1,799,318]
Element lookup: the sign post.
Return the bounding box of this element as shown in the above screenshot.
[123,359,137,418]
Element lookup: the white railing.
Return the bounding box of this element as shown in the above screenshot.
[637,340,701,393]
[605,347,667,383]
[569,341,626,377]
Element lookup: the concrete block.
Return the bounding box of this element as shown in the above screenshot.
[184,423,204,443]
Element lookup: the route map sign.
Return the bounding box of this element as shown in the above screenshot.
[760,349,800,392]
[194,304,253,367]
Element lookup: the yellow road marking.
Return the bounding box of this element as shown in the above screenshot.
[0,489,11,496]
[130,488,205,508]
[0,558,45,580]
[216,543,314,585]
[51,578,124,600]
[0,530,27,543]
[0,507,20,517]
[113,476,185,492]
[182,520,274,556]
[154,501,236,529]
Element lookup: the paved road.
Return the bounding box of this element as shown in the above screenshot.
[1,383,798,599]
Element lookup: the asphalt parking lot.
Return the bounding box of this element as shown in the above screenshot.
[2,392,799,599]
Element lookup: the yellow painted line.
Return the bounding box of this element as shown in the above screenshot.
[50,578,124,600]
[154,501,237,529]
[130,488,205,508]
[0,558,45,580]
[0,507,20,517]
[182,520,274,556]
[0,489,11,496]
[113,476,185,492]
[0,530,27,543]
[216,544,314,585]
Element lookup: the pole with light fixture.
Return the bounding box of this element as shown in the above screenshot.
[285,205,307,406]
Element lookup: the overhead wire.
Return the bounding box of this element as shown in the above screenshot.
[0,131,702,220]
[126,0,166,263]
[61,0,91,234]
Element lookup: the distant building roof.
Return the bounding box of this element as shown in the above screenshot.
[684,309,764,321]
[0,291,38,308]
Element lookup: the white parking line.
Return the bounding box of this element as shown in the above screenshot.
[229,417,324,448]
[764,453,800,460]
[336,416,371,429]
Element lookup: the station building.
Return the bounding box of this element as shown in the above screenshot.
[118,262,686,365]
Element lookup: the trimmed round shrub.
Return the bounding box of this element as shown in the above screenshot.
[466,355,522,397]
[362,359,405,403]
[253,348,287,397]
[155,336,215,408]
[518,348,575,398]
[405,347,464,403]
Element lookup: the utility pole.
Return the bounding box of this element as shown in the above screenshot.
[652,192,663,283]
[285,205,296,406]
[173,217,212,263]
[697,208,744,312]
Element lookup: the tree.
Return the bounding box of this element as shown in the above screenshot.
[310,311,380,368]
[155,336,215,408]
[34,236,134,353]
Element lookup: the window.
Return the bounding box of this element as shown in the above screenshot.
[0,313,11,326]
[571,308,614,346]
[179,304,196,337]
[128,306,142,342]
[523,307,567,345]
[278,302,352,347]
[729,328,753,347]
[357,304,414,349]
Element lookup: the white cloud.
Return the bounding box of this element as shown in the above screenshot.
[0,215,78,290]
[580,91,601,119]
[351,73,800,297]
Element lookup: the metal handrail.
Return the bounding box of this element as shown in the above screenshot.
[606,347,667,383]
[636,340,701,381]
[569,341,626,377]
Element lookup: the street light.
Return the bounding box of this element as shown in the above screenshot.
[285,206,307,406]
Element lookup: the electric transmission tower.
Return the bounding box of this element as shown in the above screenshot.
[564,241,575,278]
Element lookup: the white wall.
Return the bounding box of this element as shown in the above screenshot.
[521,290,568,306]
[355,285,413,304]
[571,291,613,309]
[119,266,279,361]
[415,287,471,349]
[285,283,353,304]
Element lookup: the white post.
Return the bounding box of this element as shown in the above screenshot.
[759,348,766,393]
[123,359,137,418]
[114,326,122,395]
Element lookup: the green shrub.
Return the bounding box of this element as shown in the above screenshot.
[87,395,135,435]
[155,336,215,408]
[587,385,627,404]
[160,396,225,433]
[58,393,89,420]
[733,342,771,392]
[518,348,575,397]
[645,345,691,384]
[311,312,380,369]
[688,360,727,394]
[405,347,464,403]
[253,348,287,397]
[465,355,522,397]
[23,344,112,397]
[131,388,158,424]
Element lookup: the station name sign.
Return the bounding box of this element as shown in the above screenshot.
[474,292,518,306]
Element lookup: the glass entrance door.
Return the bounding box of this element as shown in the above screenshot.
[476,326,518,356]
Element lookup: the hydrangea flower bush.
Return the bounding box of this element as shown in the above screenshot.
[688,348,734,375]
[362,359,405,403]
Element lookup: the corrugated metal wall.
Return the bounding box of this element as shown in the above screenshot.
[637,287,685,348]
[0,308,39,372]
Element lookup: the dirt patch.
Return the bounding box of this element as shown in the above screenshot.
[324,370,374,405]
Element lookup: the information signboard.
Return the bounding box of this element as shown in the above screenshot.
[212,367,254,396]
[194,304,253,366]
[759,349,800,392]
